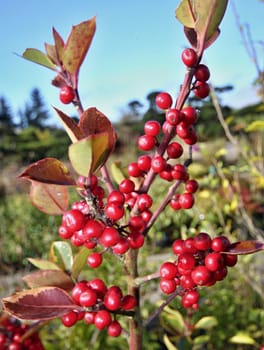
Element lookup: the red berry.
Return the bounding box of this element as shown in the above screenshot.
[144,120,161,136]
[61,311,78,327]
[160,278,177,294]
[107,190,125,204]
[121,295,137,310]
[193,81,210,98]
[178,252,196,270]
[185,179,199,193]
[79,289,98,307]
[104,288,122,311]
[214,266,228,281]
[84,311,96,324]
[195,64,210,82]
[176,121,191,138]
[100,227,120,247]
[180,275,196,289]
[181,290,199,308]
[138,134,157,151]
[184,238,197,254]
[59,85,75,104]
[137,193,153,211]
[181,106,198,125]
[119,179,135,193]
[181,48,198,67]
[128,232,145,249]
[62,209,86,234]
[94,310,112,330]
[151,156,166,173]
[160,262,178,280]
[107,320,122,337]
[170,195,181,210]
[167,142,183,159]
[155,92,173,110]
[191,266,211,286]
[205,252,224,272]
[112,237,130,255]
[105,202,124,221]
[166,108,182,126]
[72,281,89,304]
[172,239,185,255]
[58,224,73,239]
[83,219,104,240]
[179,192,194,209]
[223,253,238,267]
[137,155,152,172]
[88,278,107,299]
[211,236,230,252]
[128,162,143,177]
[87,252,103,268]
[193,232,211,251]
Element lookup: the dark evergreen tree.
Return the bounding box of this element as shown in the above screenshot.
[19,88,50,129]
[0,97,14,129]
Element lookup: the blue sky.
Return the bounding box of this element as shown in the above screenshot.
[0,0,263,124]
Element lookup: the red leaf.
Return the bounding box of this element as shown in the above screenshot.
[54,107,84,142]
[30,182,69,215]
[19,158,76,186]
[23,270,74,291]
[225,240,264,255]
[63,17,96,78]
[53,27,65,65]
[2,287,79,320]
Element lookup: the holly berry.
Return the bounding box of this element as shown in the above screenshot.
[119,178,135,193]
[181,106,198,125]
[191,266,211,286]
[166,108,182,126]
[155,92,173,110]
[179,192,194,209]
[195,64,210,82]
[137,155,152,172]
[94,310,112,330]
[193,81,210,98]
[59,85,75,104]
[107,320,122,337]
[62,209,86,235]
[61,311,78,327]
[167,142,183,159]
[181,48,198,67]
[138,134,157,151]
[144,120,161,136]
[87,252,103,268]
[160,261,178,280]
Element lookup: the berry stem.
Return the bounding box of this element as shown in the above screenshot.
[134,271,160,287]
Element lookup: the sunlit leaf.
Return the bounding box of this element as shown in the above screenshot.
[225,240,264,255]
[44,43,58,65]
[194,316,218,329]
[175,0,196,28]
[27,258,61,271]
[63,17,96,77]
[22,48,57,70]
[229,332,256,345]
[111,161,126,185]
[71,247,90,280]
[245,120,264,132]
[53,107,84,143]
[19,158,76,186]
[23,270,74,291]
[163,306,185,333]
[50,241,73,272]
[163,334,178,350]
[68,133,110,176]
[2,287,79,320]
[30,182,69,215]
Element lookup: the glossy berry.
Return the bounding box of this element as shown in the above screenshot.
[181,106,198,125]
[119,178,135,193]
[59,85,75,104]
[195,64,210,82]
[62,209,86,234]
[108,320,122,337]
[181,48,198,67]
[87,252,103,268]
[112,237,130,255]
[167,142,183,159]
[72,281,89,304]
[194,232,211,251]
[155,92,173,110]
[137,155,152,172]
[211,236,230,252]
[224,253,238,267]
[166,108,182,126]
[94,310,112,330]
[144,120,161,136]
[191,266,211,286]
[88,278,107,298]
[100,227,120,247]
[181,290,199,308]
[178,253,196,270]
[179,192,194,209]
[128,162,143,177]
[137,193,153,211]
[185,179,199,193]
[160,261,178,280]
[205,252,224,272]
[160,278,177,294]
[151,155,166,173]
[104,288,122,311]
[105,202,124,221]
[107,190,125,204]
[138,134,157,151]
[61,311,78,327]
[79,289,98,307]
[193,81,210,98]
[121,295,137,310]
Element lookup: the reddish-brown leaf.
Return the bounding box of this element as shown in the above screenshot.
[23,270,74,291]
[53,27,65,64]
[63,17,96,77]
[54,107,84,143]
[30,182,69,215]
[44,43,59,66]
[2,287,79,320]
[19,158,76,186]
[225,240,264,255]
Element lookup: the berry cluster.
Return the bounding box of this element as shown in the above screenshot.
[159,233,238,309]
[61,278,136,337]
[0,315,44,350]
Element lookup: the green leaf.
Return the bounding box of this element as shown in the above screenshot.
[63,17,96,77]
[175,0,196,28]
[229,332,256,345]
[71,247,90,280]
[50,241,73,272]
[194,316,218,329]
[27,258,61,271]
[29,182,69,215]
[245,120,264,132]
[44,43,58,65]
[193,335,210,345]
[22,270,74,291]
[53,27,65,64]
[163,334,178,350]
[111,161,126,185]
[22,48,57,70]
[68,133,110,176]
[163,306,185,333]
